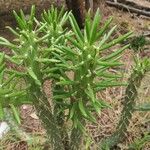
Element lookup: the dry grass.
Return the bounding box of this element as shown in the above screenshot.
[0,1,150,149]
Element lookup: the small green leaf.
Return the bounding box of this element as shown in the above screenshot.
[6,26,20,37]
[10,104,21,124]
[58,6,65,21]
[28,5,35,30]
[0,37,11,44]
[13,10,26,29]
[89,8,101,44]
[60,12,70,26]
[0,53,5,64]
[0,103,4,120]
[98,25,117,48]
[56,80,77,86]
[96,17,113,39]
[97,61,123,67]
[99,31,133,51]
[4,90,25,98]
[27,68,41,86]
[93,102,101,114]
[36,58,60,63]
[2,74,15,87]
[96,71,122,79]
[85,12,91,42]
[53,92,73,99]
[0,38,18,50]
[0,89,12,96]
[77,119,86,132]
[86,111,97,123]
[0,64,5,73]
[36,23,47,33]
[96,99,111,109]
[134,103,150,111]
[0,71,4,84]
[95,81,127,88]
[72,114,78,129]
[66,36,83,51]
[85,84,95,102]
[100,45,129,61]
[52,52,68,65]
[78,99,88,117]
[59,46,79,56]
[20,9,27,27]
[69,13,84,44]
[69,103,76,119]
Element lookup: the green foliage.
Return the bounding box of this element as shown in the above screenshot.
[130,35,146,52]
[53,9,132,130]
[0,6,133,149]
[129,133,150,150]
[0,53,31,123]
[100,57,150,149]
[0,6,66,149]
[111,57,150,149]
[135,103,150,111]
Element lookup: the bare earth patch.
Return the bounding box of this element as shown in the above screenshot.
[0,1,150,149]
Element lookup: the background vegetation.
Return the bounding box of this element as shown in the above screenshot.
[0,1,149,150]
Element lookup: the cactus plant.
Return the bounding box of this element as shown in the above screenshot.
[100,57,150,149]
[0,6,133,150]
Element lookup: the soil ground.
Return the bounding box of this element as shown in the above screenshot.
[0,1,150,150]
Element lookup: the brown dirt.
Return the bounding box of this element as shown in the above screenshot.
[0,1,150,150]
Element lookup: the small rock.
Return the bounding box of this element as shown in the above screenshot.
[0,122,10,139]
[30,112,39,120]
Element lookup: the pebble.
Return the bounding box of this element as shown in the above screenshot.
[0,122,10,139]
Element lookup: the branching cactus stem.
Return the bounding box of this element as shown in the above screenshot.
[29,84,65,150]
[100,57,150,149]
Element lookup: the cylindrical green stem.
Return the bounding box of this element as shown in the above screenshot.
[30,85,65,150]
[100,59,148,149]
[70,119,85,150]
[70,128,83,150]
[53,83,70,150]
